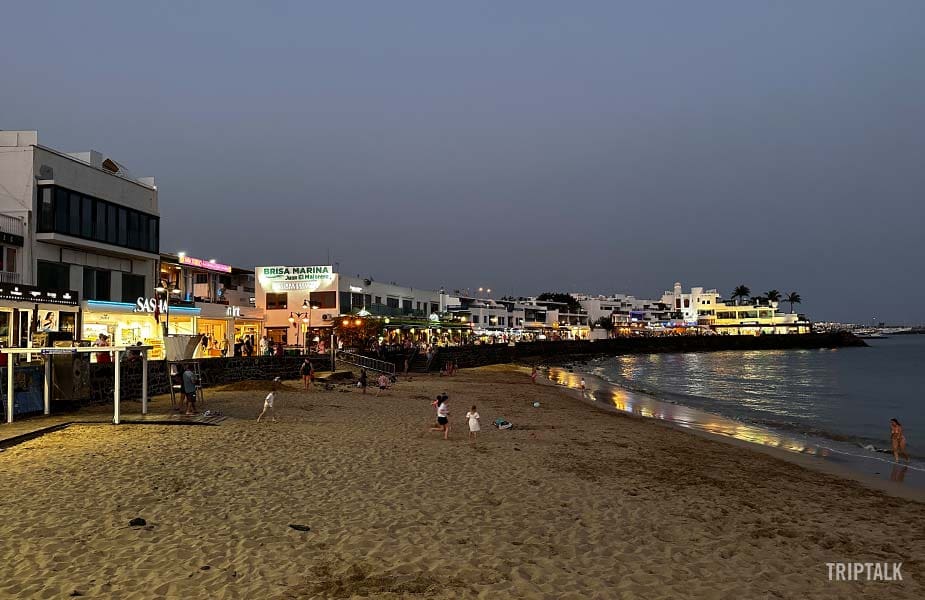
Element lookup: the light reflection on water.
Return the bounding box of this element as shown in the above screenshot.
[547,367,824,456]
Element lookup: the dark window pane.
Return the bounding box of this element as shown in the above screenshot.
[55,188,69,232]
[81,195,93,238]
[118,208,127,245]
[37,261,70,289]
[38,188,54,232]
[107,205,118,244]
[309,291,336,309]
[94,201,106,241]
[128,212,139,248]
[140,214,148,251]
[148,218,158,253]
[69,193,81,235]
[121,273,145,303]
[83,268,94,299]
[96,270,111,301]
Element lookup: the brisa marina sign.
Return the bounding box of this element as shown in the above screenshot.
[257,265,335,292]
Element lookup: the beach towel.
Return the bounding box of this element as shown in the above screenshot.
[494,418,513,430]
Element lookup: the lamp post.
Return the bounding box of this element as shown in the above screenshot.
[289,299,320,355]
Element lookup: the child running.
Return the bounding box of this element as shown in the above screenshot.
[376,373,390,396]
[257,391,277,422]
[429,393,450,440]
[466,404,480,445]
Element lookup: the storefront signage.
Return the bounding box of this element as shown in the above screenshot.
[135,297,169,314]
[226,305,241,317]
[179,255,232,273]
[0,284,79,306]
[0,231,24,247]
[257,265,335,292]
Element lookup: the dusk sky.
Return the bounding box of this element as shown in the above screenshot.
[4,1,924,323]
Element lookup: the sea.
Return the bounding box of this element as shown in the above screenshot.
[549,334,925,488]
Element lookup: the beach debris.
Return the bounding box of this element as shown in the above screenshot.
[200,565,211,571]
[69,591,83,597]
[128,517,147,527]
[288,523,311,532]
[493,418,513,430]
[532,402,540,408]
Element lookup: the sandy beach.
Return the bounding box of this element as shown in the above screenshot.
[0,364,922,599]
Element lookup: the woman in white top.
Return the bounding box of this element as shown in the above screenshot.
[257,391,276,422]
[466,405,480,445]
[429,393,450,440]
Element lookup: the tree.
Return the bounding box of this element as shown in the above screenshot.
[536,292,583,313]
[785,292,802,314]
[765,289,781,304]
[732,285,751,306]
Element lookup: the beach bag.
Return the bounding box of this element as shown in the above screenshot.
[494,418,513,430]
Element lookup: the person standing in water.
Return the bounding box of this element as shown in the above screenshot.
[890,418,910,463]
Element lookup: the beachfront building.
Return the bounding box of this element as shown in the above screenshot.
[660,282,721,327]
[0,131,159,354]
[255,265,339,349]
[574,293,673,334]
[712,300,811,335]
[445,295,525,342]
[159,253,263,354]
[520,298,590,340]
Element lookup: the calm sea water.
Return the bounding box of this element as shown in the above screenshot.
[570,335,924,480]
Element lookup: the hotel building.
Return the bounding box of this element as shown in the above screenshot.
[0,131,158,353]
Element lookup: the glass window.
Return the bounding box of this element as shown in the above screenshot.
[386,297,399,309]
[402,299,412,313]
[266,293,288,310]
[54,188,69,232]
[107,205,118,244]
[148,218,158,253]
[140,214,149,251]
[118,208,127,245]
[38,188,54,232]
[37,261,70,289]
[81,195,93,238]
[4,248,16,273]
[69,193,81,235]
[121,273,146,303]
[374,296,382,305]
[195,274,209,284]
[309,291,336,309]
[128,212,139,249]
[83,268,111,301]
[94,200,107,242]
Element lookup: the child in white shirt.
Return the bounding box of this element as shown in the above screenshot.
[466,405,480,445]
[257,391,277,422]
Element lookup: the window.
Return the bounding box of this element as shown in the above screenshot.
[683,299,690,308]
[3,248,16,273]
[83,268,111,301]
[39,188,54,231]
[69,193,81,235]
[266,292,288,310]
[195,274,209,284]
[386,297,399,309]
[122,273,146,303]
[375,296,382,305]
[430,303,439,314]
[309,291,337,309]
[37,186,159,253]
[37,261,70,289]
[717,311,736,320]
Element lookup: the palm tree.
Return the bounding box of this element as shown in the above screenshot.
[785,292,801,314]
[732,285,750,306]
[765,290,781,304]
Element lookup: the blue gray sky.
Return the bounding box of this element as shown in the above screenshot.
[4,1,924,323]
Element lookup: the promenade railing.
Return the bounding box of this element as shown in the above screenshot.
[335,351,396,375]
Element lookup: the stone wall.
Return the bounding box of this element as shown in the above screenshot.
[429,332,865,371]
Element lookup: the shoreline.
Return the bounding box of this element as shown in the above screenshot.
[539,364,925,502]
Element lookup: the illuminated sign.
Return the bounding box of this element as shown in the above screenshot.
[179,255,232,273]
[226,305,241,317]
[135,297,169,313]
[257,266,335,292]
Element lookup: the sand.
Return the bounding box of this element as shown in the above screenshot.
[0,364,922,599]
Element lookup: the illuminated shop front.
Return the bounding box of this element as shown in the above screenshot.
[81,299,200,360]
[256,265,338,349]
[196,303,264,355]
[0,284,80,350]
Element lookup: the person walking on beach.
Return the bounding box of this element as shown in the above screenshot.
[182,365,198,416]
[580,378,587,397]
[531,365,538,384]
[300,358,313,389]
[466,404,480,445]
[257,390,277,422]
[358,368,368,394]
[891,418,910,463]
[430,393,450,439]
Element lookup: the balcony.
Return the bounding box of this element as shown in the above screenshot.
[0,271,22,284]
[0,213,25,238]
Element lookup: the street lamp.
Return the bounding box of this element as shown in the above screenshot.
[290,299,320,354]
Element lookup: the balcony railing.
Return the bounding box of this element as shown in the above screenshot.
[0,271,22,285]
[0,213,25,238]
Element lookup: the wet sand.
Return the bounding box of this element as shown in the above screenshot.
[0,364,922,598]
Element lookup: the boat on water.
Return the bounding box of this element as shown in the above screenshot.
[880,327,913,335]
[854,328,887,339]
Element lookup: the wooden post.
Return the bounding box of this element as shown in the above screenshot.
[5,355,13,424]
[113,351,121,425]
[141,349,148,415]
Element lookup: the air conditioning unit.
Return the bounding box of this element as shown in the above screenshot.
[322,313,333,321]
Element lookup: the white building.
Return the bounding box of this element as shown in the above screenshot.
[574,293,672,328]
[0,131,160,349]
[660,282,721,327]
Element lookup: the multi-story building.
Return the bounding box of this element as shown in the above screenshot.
[574,293,673,331]
[712,300,811,335]
[660,282,721,327]
[0,130,159,351]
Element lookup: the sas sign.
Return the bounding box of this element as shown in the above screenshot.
[134,297,168,314]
